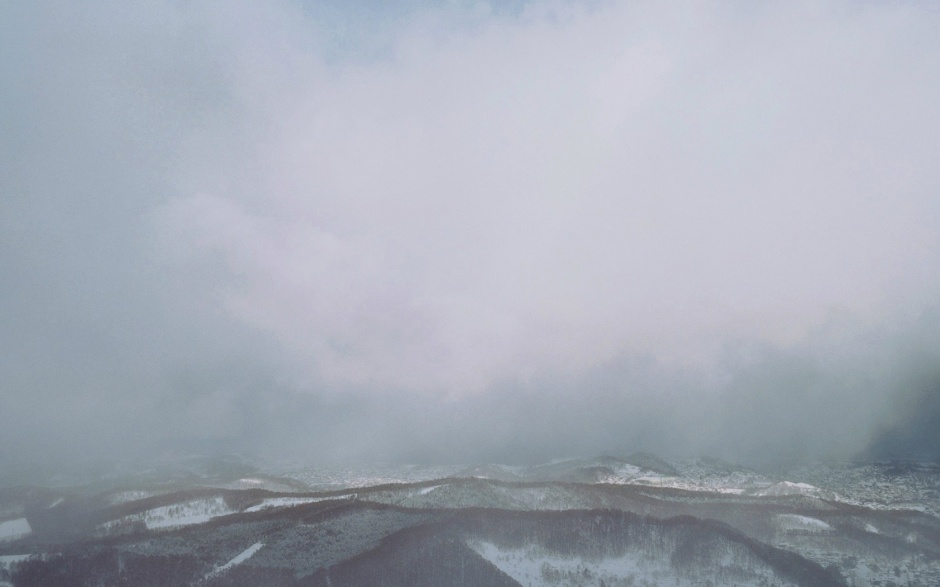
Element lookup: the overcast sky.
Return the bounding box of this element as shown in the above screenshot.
[2,0,940,470]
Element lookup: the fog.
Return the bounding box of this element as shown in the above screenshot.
[2,0,940,472]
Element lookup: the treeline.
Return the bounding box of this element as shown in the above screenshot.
[12,550,202,587]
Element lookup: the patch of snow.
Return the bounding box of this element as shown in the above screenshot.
[632,475,670,484]
[48,498,64,508]
[145,497,231,529]
[627,473,756,495]
[107,490,160,505]
[757,481,820,497]
[206,542,264,578]
[419,485,442,495]
[865,523,879,534]
[99,496,232,533]
[611,463,644,478]
[244,496,339,512]
[775,514,832,532]
[0,518,32,542]
[0,554,33,571]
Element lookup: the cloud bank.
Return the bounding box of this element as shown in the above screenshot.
[2,0,940,469]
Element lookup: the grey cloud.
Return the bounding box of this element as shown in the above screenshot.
[2,1,940,472]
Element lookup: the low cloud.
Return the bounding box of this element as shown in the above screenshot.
[2,0,939,469]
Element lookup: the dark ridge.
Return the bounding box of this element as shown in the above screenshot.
[866,365,940,461]
[302,522,521,587]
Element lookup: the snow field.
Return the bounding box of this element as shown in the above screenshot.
[144,496,231,529]
[98,496,233,533]
[0,519,31,542]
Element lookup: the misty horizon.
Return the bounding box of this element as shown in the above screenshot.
[2,0,940,474]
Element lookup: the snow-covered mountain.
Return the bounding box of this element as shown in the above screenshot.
[1,454,939,586]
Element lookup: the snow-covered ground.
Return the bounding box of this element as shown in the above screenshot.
[106,490,161,505]
[470,541,787,587]
[775,514,832,532]
[0,553,33,576]
[205,542,264,579]
[244,496,346,512]
[0,518,31,542]
[625,474,755,494]
[755,480,839,500]
[0,552,32,586]
[3,454,939,586]
[778,461,940,516]
[472,541,669,587]
[270,457,940,523]
[144,496,231,529]
[274,464,463,490]
[98,496,233,533]
[217,477,309,492]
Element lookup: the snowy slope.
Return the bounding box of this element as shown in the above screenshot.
[0,518,31,542]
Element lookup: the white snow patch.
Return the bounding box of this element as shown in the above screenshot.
[775,514,832,532]
[145,497,231,529]
[757,481,822,497]
[244,496,337,512]
[0,518,32,542]
[100,497,232,533]
[787,482,815,490]
[865,523,880,534]
[206,542,264,578]
[48,498,64,508]
[419,485,442,495]
[632,475,670,485]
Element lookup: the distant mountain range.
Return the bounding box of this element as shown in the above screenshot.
[2,453,939,586]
